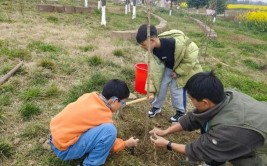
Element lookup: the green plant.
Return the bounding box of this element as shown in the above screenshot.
[27,41,62,53]
[21,87,41,101]
[86,55,103,66]
[37,59,56,70]
[44,83,60,97]
[80,45,94,52]
[0,141,14,159]
[113,49,124,57]
[20,103,41,120]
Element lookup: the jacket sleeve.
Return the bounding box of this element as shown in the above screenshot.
[174,42,199,76]
[111,138,125,152]
[185,125,264,163]
[179,112,202,131]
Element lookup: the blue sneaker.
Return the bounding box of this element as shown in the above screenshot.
[169,110,185,123]
[148,107,161,118]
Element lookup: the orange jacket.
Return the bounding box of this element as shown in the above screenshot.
[50,92,125,152]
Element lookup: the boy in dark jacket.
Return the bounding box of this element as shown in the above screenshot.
[149,71,267,166]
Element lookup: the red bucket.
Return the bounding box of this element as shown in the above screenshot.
[134,63,148,95]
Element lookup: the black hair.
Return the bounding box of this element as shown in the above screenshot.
[102,79,130,100]
[184,71,225,104]
[136,24,158,44]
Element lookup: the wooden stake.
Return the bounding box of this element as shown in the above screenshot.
[0,62,23,85]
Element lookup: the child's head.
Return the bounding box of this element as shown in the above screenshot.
[184,71,225,111]
[136,24,158,51]
[102,79,130,111]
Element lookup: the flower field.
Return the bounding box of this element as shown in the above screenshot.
[227,4,267,11]
[227,4,267,32]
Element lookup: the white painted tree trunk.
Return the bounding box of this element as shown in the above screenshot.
[196,9,199,14]
[128,4,130,12]
[98,1,101,10]
[101,6,106,26]
[125,5,128,14]
[84,0,88,7]
[213,17,216,23]
[160,0,164,7]
[132,6,136,19]
[169,9,172,16]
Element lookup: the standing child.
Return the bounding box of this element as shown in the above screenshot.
[136,24,202,122]
[49,79,139,166]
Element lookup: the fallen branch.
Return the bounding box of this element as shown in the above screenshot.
[0,61,23,85]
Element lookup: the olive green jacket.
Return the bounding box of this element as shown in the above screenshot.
[148,30,202,93]
[209,90,267,164]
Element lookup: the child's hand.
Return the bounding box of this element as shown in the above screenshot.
[171,71,178,79]
[149,127,167,136]
[125,137,139,148]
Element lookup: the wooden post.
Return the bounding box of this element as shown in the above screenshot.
[0,62,23,85]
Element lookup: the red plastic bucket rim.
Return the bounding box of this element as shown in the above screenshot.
[135,63,148,71]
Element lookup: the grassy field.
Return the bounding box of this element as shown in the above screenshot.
[0,0,267,166]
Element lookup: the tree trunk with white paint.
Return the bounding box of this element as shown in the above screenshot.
[84,0,88,7]
[169,0,172,16]
[128,2,131,12]
[132,0,136,19]
[98,0,101,10]
[125,4,128,14]
[101,0,106,26]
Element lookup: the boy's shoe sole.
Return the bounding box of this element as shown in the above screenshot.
[148,108,161,118]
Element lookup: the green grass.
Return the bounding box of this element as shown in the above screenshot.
[243,59,266,70]
[0,47,30,59]
[47,16,59,23]
[27,41,62,54]
[113,49,124,57]
[216,69,267,101]
[0,83,14,94]
[37,59,56,70]
[0,63,12,75]
[209,40,225,48]
[1,1,267,165]
[20,123,49,139]
[20,103,41,120]
[0,141,14,159]
[80,45,95,52]
[44,83,60,97]
[29,70,51,85]
[86,55,103,66]
[20,87,41,101]
[64,73,109,104]
[238,43,263,57]
[0,95,10,107]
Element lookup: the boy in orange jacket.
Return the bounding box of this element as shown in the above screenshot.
[50,79,139,166]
